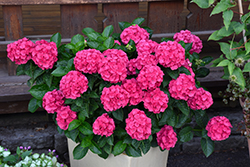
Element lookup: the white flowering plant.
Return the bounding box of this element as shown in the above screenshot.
[0,146,67,167]
[7,18,232,159]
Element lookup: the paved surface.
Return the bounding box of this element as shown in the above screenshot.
[167,147,250,167]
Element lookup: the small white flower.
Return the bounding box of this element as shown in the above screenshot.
[23,156,31,164]
[35,159,41,166]
[40,153,45,159]
[47,160,53,165]
[234,57,245,67]
[30,163,36,167]
[229,75,237,82]
[0,146,4,152]
[32,153,40,159]
[2,151,11,157]
[52,156,57,165]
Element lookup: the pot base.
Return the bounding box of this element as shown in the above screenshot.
[67,138,169,167]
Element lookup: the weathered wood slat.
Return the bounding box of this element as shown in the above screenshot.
[187,3,223,31]
[0,0,176,5]
[103,2,139,33]
[0,75,30,102]
[0,101,30,114]
[60,4,98,38]
[147,1,184,34]
[2,5,23,76]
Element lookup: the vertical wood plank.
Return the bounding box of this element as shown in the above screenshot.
[179,0,190,30]
[147,1,184,34]
[187,3,223,31]
[103,3,139,33]
[60,4,98,38]
[2,5,23,76]
[138,2,148,27]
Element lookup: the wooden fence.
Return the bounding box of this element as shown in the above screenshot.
[0,0,249,114]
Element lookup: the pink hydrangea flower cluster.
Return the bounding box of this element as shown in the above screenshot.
[136,65,164,90]
[92,113,115,137]
[136,52,158,70]
[135,40,158,70]
[136,39,158,55]
[121,78,144,105]
[127,58,138,75]
[98,49,128,83]
[125,109,152,141]
[42,89,65,114]
[155,41,185,70]
[188,88,213,110]
[103,49,129,65]
[56,106,77,130]
[74,49,104,74]
[169,73,196,101]
[143,88,169,114]
[100,85,129,112]
[206,116,232,141]
[31,40,58,70]
[173,30,203,54]
[156,125,177,150]
[7,37,35,65]
[120,24,149,44]
[59,71,88,99]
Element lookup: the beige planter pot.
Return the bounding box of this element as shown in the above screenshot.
[67,138,169,167]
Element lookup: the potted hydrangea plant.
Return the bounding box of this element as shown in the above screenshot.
[6,18,233,167]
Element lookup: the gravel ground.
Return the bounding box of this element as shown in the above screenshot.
[167,148,250,167]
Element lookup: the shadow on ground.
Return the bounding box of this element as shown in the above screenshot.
[167,147,250,167]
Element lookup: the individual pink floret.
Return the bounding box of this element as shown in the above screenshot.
[187,88,213,110]
[169,73,197,101]
[98,50,128,83]
[32,40,58,70]
[206,116,232,141]
[7,37,35,65]
[127,58,138,75]
[59,71,88,99]
[42,89,65,114]
[156,125,177,150]
[100,85,129,112]
[121,78,144,106]
[155,41,185,70]
[136,39,158,55]
[136,52,158,70]
[173,30,203,54]
[143,88,169,114]
[120,24,149,45]
[74,49,104,74]
[93,113,115,137]
[136,65,164,90]
[56,106,77,130]
[125,109,152,141]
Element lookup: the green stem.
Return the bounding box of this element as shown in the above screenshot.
[229,33,236,60]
